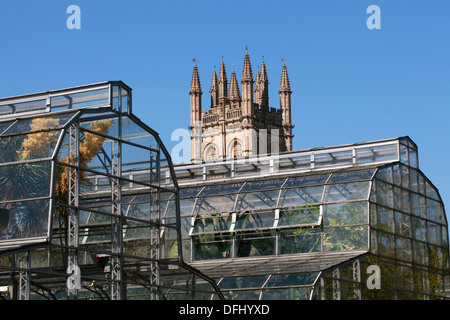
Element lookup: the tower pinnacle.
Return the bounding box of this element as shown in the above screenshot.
[189,65,202,94]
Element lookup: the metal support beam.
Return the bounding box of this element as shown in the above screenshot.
[352,260,361,300]
[110,125,123,300]
[332,268,340,300]
[18,251,30,300]
[67,123,80,299]
[149,149,160,300]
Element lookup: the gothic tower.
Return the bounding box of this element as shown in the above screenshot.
[190,53,294,162]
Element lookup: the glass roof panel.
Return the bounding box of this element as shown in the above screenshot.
[179,187,203,198]
[328,169,376,184]
[199,183,243,196]
[0,130,62,163]
[324,181,371,203]
[122,116,158,149]
[235,190,280,211]
[193,195,236,215]
[1,113,76,136]
[240,179,285,192]
[283,174,329,188]
[0,121,14,135]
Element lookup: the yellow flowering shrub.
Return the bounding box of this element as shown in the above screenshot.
[55,119,112,201]
[19,117,60,159]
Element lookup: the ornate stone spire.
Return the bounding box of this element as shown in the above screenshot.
[259,61,269,108]
[218,61,228,100]
[241,53,254,119]
[228,71,241,102]
[210,70,218,107]
[241,53,253,82]
[189,65,202,94]
[254,70,261,104]
[279,64,291,93]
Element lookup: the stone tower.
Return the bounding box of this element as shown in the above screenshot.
[189,53,294,162]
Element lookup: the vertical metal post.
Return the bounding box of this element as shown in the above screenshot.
[67,123,80,299]
[110,113,123,300]
[18,251,30,300]
[353,260,362,300]
[332,268,341,300]
[149,149,160,300]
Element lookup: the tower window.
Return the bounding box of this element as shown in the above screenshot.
[231,139,242,159]
[205,145,218,161]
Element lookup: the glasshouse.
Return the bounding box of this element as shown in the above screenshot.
[0,81,223,300]
[0,82,448,300]
[173,136,450,300]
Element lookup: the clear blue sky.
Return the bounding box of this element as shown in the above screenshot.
[0,1,449,213]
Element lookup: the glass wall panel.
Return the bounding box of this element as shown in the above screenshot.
[377,231,395,258]
[194,233,232,260]
[323,201,368,227]
[323,225,368,251]
[236,231,275,257]
[278,186,323,207]
[192,212,233,234]
[394,211,411,237]
[377,206,394,233]
[50,88,109,110]
[235,211,275,231]
[0,198,50,241]
[426,198,442,224]
[267,273,319,287]
[324,182,370,203]
[413,241,428,265]
[375,166,393,184]
[219,276,268,290]
[412,217,426,242]
[261,287,312,300]
[375,180,394,208]
[356,143,398,163]
[314,150,353,167]
[279,228,322,254]
[0,161,51,201]
[395,236,412,262]
[411,193,426,218]
[278,205,321,227]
